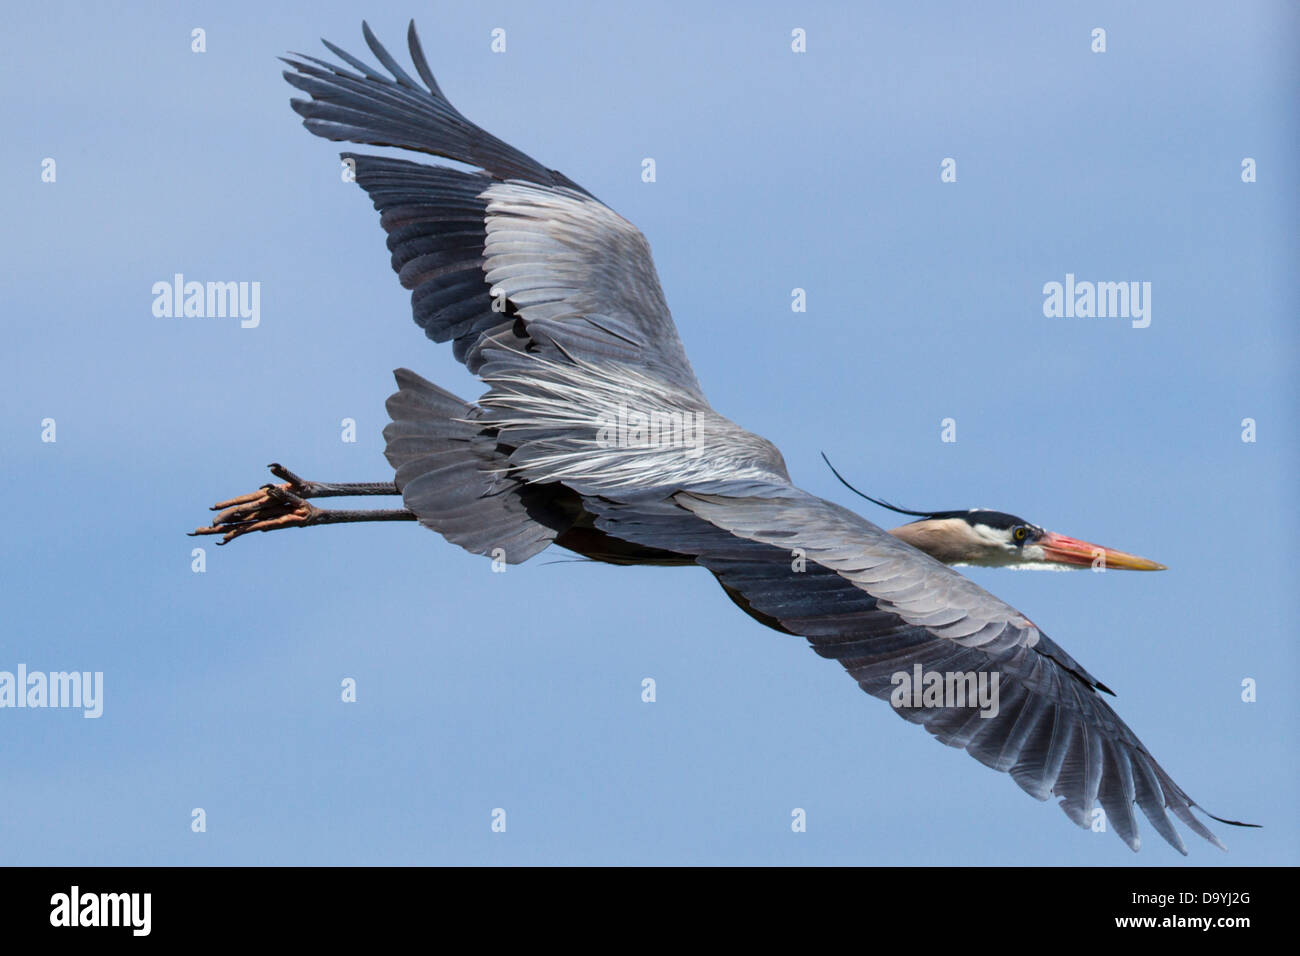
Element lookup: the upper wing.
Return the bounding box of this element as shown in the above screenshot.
[282,21,705,398]
[587,483,1242,854]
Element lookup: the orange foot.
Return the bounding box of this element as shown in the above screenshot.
[190,463,323,545]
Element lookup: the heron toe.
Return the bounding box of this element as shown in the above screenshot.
[191,483,320,544]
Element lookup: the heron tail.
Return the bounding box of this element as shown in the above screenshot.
[383,368,571,563]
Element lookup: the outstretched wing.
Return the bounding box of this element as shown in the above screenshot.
[587,483,1243,854]
[282,21,704,397]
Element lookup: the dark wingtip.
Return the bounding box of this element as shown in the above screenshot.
[1204,811,1261,829]
[405,18,443,96]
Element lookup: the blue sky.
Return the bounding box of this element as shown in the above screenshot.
[2,1,1295,865]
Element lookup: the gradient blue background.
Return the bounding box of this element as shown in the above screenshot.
[2,1,1295,865]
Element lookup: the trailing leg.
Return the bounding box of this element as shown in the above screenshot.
[190,463,413,544]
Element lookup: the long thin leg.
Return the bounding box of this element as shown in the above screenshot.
[191,463,416,545]
[213,463,397,503]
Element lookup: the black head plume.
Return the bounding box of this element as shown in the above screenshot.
[820,453,943,519]
[819,453,1029,530]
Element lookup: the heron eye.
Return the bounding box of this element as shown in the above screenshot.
[1013,526,1028,542]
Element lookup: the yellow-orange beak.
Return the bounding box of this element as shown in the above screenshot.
[1037,531,1167,571]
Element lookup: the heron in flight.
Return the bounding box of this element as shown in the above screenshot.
[194,21,1252,853]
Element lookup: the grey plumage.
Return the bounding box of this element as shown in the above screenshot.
[383,368,568,562]
[278,20,1251,853]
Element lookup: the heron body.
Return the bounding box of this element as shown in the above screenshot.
[194,21,1253,854]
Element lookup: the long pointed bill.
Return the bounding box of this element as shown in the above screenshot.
[1037,531,1167,571]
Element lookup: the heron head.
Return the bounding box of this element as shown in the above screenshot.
[819,454,1166,571]
[887,509,1166,571]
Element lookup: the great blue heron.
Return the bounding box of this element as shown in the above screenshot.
[194,21,1252,853]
